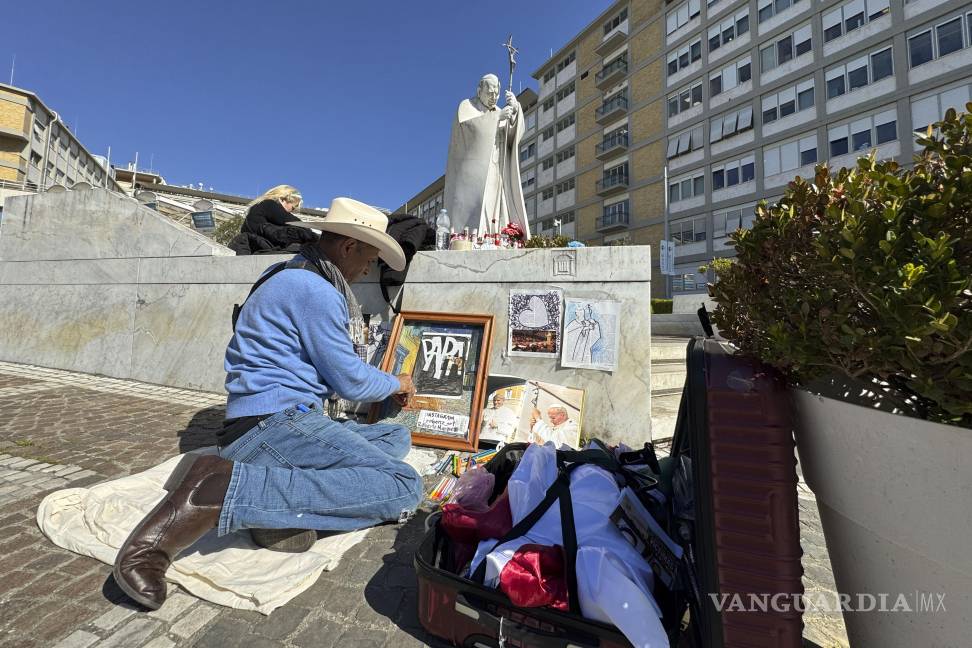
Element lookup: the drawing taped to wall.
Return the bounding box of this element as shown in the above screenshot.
[508,289,563,357]
[561,299,621,371]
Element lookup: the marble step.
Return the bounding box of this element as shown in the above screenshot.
[650,336,691,363]
[650,390,682,441]
[651,362,687,393]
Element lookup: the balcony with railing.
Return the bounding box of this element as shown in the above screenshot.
[596,23,628,56]
[595,131,629,160]
[596,171,629,197]
[596,206,630,232]
[595,94,628,124]
[595,57,628,90]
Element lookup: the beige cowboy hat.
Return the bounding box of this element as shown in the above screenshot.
[292,197,406,271]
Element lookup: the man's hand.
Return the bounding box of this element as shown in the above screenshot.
[530,407,541,427]
[393,374,415,406]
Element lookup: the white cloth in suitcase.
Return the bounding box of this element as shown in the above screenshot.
[469,443,670,648]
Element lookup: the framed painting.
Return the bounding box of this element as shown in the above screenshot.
[369,311,494,451]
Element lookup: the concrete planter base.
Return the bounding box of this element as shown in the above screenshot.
[793,390,971,647]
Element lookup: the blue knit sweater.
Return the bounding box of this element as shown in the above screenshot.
[224,264,399,418]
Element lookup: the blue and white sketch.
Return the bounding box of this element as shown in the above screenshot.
[561,299,621,371]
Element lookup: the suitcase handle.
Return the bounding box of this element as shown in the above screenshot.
[454,594,599,648]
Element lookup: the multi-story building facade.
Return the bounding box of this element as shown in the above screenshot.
[0,83,121,208]
[522,0,972,297]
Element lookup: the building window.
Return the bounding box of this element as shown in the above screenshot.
[542,156,554,170]
[713,205,756,238]
[668,81,704,118]
[708,9,750,53]
[760,23,812,72]
[604,161,629,183]
[761,78,815,124]
[667,125,705,159]
[542,98,555,112]
[519,142,536,162]
[823,0,890,43]
[829,107,898,157]
[764,134,817,176]
[542,126,554,141]
[559,210,576,224]
[556,51,576,73]
[711,155,755,190]
[556,114,575,132]
[710,105,754,143]
[909,13,972,69]
[709,57,752,97]
[556,146,575,163]
[556,82,575,102]
[667,38,703,76]
[911,81,972,134]
[759,0,807,24]
[669,172,705,203]
[672,216,707,246]
[541,188,555,201]
[521,170,536,190]
[667,0,701,35]
[556,178,575,194]
[604,8,628,34]
[543,70,555,83]
[673,269,708,292]
[825,46,893,99]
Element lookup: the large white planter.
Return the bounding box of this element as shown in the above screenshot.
[793,390,971,647]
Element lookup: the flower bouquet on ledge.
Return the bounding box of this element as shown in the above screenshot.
[501,222,525,248]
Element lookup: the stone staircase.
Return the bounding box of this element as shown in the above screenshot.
[651,336,689,442]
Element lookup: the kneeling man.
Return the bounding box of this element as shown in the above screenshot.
[114,198,422,610]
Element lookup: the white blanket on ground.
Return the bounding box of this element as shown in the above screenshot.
[36,447,436,614]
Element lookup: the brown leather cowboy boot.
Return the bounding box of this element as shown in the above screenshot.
[113,454,233,610]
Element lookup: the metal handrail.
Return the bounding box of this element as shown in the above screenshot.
[596,174,629,191]
[597,209,630,228]
[596,95,629,119]
[596,132,629,153]
[596,58,628,82]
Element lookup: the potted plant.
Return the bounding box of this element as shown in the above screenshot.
[705,108,971,647]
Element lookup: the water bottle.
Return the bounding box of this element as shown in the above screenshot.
[435,209,451,250]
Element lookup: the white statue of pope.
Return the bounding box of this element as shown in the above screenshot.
[444,74,531,237]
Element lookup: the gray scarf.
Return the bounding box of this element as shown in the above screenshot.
[295,243,369,416]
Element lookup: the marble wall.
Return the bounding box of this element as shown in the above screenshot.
[0,191,654,443]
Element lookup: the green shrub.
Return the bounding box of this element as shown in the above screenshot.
[212,214,245,246]
[525,234,572,248]
[708,107,972,428]
[651,298,673,314]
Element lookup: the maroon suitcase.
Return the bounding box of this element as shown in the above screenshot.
[673,336,804,647]
[414,443,644,648]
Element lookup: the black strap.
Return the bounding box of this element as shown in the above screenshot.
[470,469,571,584]
[232,262,287,332]
[380,282,404,314]
[231,259,339,332]
[470,446,633,615]
[556,462,581,615]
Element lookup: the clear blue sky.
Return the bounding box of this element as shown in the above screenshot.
[4,0,611,210]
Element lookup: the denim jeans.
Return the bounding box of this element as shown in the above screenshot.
[216,406,422,536]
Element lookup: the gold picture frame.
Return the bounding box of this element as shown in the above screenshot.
[369,311,494,452]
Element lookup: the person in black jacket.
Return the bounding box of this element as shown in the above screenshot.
[228,185,319,254]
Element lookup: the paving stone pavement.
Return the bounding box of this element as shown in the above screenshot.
[0,362,849,647]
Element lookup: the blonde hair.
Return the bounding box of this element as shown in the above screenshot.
[249,184,302,210]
